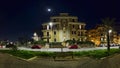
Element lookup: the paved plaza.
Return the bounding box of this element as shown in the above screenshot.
[0,52,120,68]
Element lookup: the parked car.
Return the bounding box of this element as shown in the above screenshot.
[31,45,41,49]
[69,44,78,49]
[6,44,15,48]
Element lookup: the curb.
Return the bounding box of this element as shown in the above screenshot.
[9,54,38,61]
[27,56,38,61]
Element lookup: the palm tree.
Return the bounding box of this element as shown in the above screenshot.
[101,17,116,54]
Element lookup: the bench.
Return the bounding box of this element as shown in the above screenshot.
[53,52,74,60]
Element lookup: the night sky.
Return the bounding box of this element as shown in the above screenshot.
[0,0,120,41]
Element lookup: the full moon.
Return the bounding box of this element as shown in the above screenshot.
[47,8,51,12]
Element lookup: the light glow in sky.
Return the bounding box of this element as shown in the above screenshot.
[47,8,51,12]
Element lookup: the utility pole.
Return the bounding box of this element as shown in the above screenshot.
[107,31,110,52]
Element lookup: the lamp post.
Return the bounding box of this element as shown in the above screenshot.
[107,29,112,53]
[49,22,53,48]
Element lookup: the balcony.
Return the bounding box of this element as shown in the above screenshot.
[42,35,51,39]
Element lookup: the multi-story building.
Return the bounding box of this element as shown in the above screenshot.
[118,34,120,45]
[42,13,86,42]
[87,24,118,46]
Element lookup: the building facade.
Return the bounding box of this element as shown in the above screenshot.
[118,34,120,45]
[42,13,86,42]
[87,24,118,46]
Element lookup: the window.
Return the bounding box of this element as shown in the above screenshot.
[63,31,65,33]
[47,25,49,30]
[73,38,75,41]
[101,38,103,41]
[101,34,103,36]
[47,39,49,43]
[54,31,56,35]
[54,25,57,29]
[81,25,84,29]
[72,31,74,34]
[54,38,56,42]
[78,31,80,36]
[79,25,81,29]
[81,32,84,36]
[73,25,74,28]
[77,25,79,29]
[53,19,57,22]
[72,19,75,22]
[43,25,47,30]
[74,31,76,34]
[47,32,49,36]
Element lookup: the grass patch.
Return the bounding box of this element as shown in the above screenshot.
[0,50,54,59]
[73,49,120,59]
[0,48,120,59]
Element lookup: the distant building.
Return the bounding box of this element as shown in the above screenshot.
[42,13,86,42]
[32,32,40,41]
[118,34,120,45]
[87,24,118,46]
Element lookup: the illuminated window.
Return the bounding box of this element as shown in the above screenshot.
[79,25,81,29]
[47,25,49,30]
[63,27,65,30]
[101,38,103,41]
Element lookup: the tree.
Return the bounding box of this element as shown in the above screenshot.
[18,36,30,46]
[102,17,116,54]
[102,17,115,27]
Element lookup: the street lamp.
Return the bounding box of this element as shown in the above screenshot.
[49,22,53,48]
[49,22,53,41]
[107,29,112,53]
[49,22,53,27]
[109,30,112,33]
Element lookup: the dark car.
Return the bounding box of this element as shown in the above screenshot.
[69,44,78,49]
[31,45,41,49]
[6,44,15,48]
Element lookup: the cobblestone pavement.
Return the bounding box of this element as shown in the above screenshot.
[0,53,120,68]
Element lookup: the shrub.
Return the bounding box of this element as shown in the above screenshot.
[11,45,18,51]
[49,42,63,48]
[77,41,95,48]
[0,48,120,59]
[49,42,61,45]
[33,40,47,45]
[65,40,75,45]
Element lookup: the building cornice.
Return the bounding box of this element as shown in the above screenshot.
[42,22,60,25]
